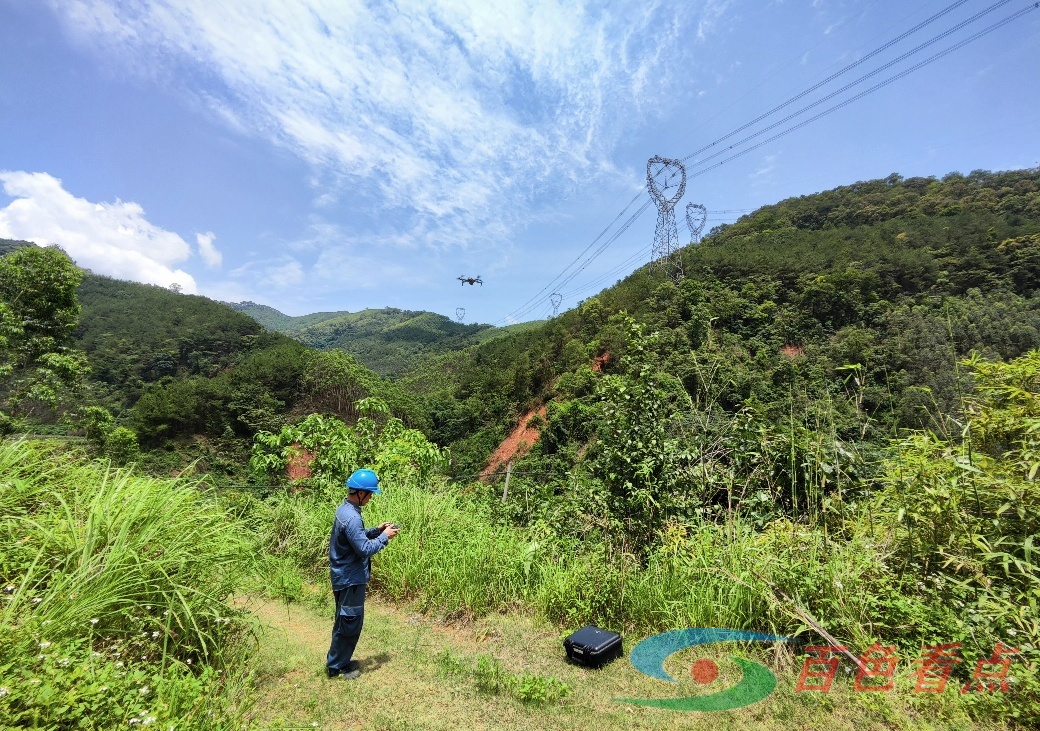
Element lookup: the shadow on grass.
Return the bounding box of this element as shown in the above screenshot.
[361,652,392,672]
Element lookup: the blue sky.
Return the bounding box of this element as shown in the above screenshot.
[1,1,1038,324]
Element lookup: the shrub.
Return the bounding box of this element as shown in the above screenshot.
[105,425,140,465]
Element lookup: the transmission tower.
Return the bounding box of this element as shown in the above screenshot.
[455,307,465,323]
[550,293,562,317]
[647,156,686,283]
[685,203,707,245]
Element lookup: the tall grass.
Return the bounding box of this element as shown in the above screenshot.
[0,440,252,729]
[258,475,900,647]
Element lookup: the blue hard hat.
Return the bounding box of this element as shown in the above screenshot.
[346,468,381,494]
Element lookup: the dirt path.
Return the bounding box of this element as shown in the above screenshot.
[235,593,981,731]
[239,593,720,731]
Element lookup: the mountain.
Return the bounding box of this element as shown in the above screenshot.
[230,301,543,376]
[0,238,33,255]
[403,168,1040,473]
[1,239,286,410]
[1,242,420,463]
[75,273,285,409]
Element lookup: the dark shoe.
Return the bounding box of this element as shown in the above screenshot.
[327,661,361,679]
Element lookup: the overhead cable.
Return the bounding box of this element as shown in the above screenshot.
[493,1,1036,324]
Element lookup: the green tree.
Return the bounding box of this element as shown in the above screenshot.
[0,246,89,422]
[251,399,448,488]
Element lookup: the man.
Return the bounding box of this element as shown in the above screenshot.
[326,468,399,680]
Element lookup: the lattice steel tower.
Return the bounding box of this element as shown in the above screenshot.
[455,307,465,323]
[685,202,707,245]
[550,293,562,317]
[647,156,686,283]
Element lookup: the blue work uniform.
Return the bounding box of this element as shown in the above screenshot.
[326,498,388,675]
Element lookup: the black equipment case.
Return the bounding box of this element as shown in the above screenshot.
[563,625,623,667]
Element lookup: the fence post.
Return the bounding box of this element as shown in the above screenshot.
[502,461,512,502]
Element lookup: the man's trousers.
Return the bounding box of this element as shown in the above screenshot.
[327,584,366,673]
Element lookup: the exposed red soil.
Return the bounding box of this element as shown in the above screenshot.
[481,406,546,478]
[780,344,805,360]
[591,352,612,371]
[286,444,315,481]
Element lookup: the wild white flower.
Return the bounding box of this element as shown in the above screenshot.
[0,687,9,697]
[139,685,150,695]
[115,661,124,667]
[151,631,159,638]
[186,659,192,665]
[90,618,99,625]
[833,580,843,589]
[92,652,102,658]
[32,597,42,604]
[39,641,51,648]
[3,585,14,593]
[58,658,70,667]
[142,718,155,726]
[1007,628,1018,636]
[128,720,140,726]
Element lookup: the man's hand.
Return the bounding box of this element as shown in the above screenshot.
[381,523,400,541]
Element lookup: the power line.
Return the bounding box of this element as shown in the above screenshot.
[679,0,981,164]
[681,0,1021,172]
[501,2,985,321]
[492,1,1036,325]
[663,0,887,155]
[494,190,648,324]
[683,3,1039,182]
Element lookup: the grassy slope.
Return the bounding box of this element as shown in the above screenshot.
[244,593,1002,731]
[0,440,252,729]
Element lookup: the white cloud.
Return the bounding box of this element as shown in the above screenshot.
[0,171,198,292]
[195,231,222,268]
[751,154,778,182]
[697,0,733,42]
[47,1,715,254]
[229,256,305,292]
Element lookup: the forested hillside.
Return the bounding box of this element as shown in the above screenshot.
[77,274,279,410]
[411,168,1040,474]
[0,240,426,477]
[231,301,542,376]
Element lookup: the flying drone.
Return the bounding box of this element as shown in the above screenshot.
[457,275,483,286]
